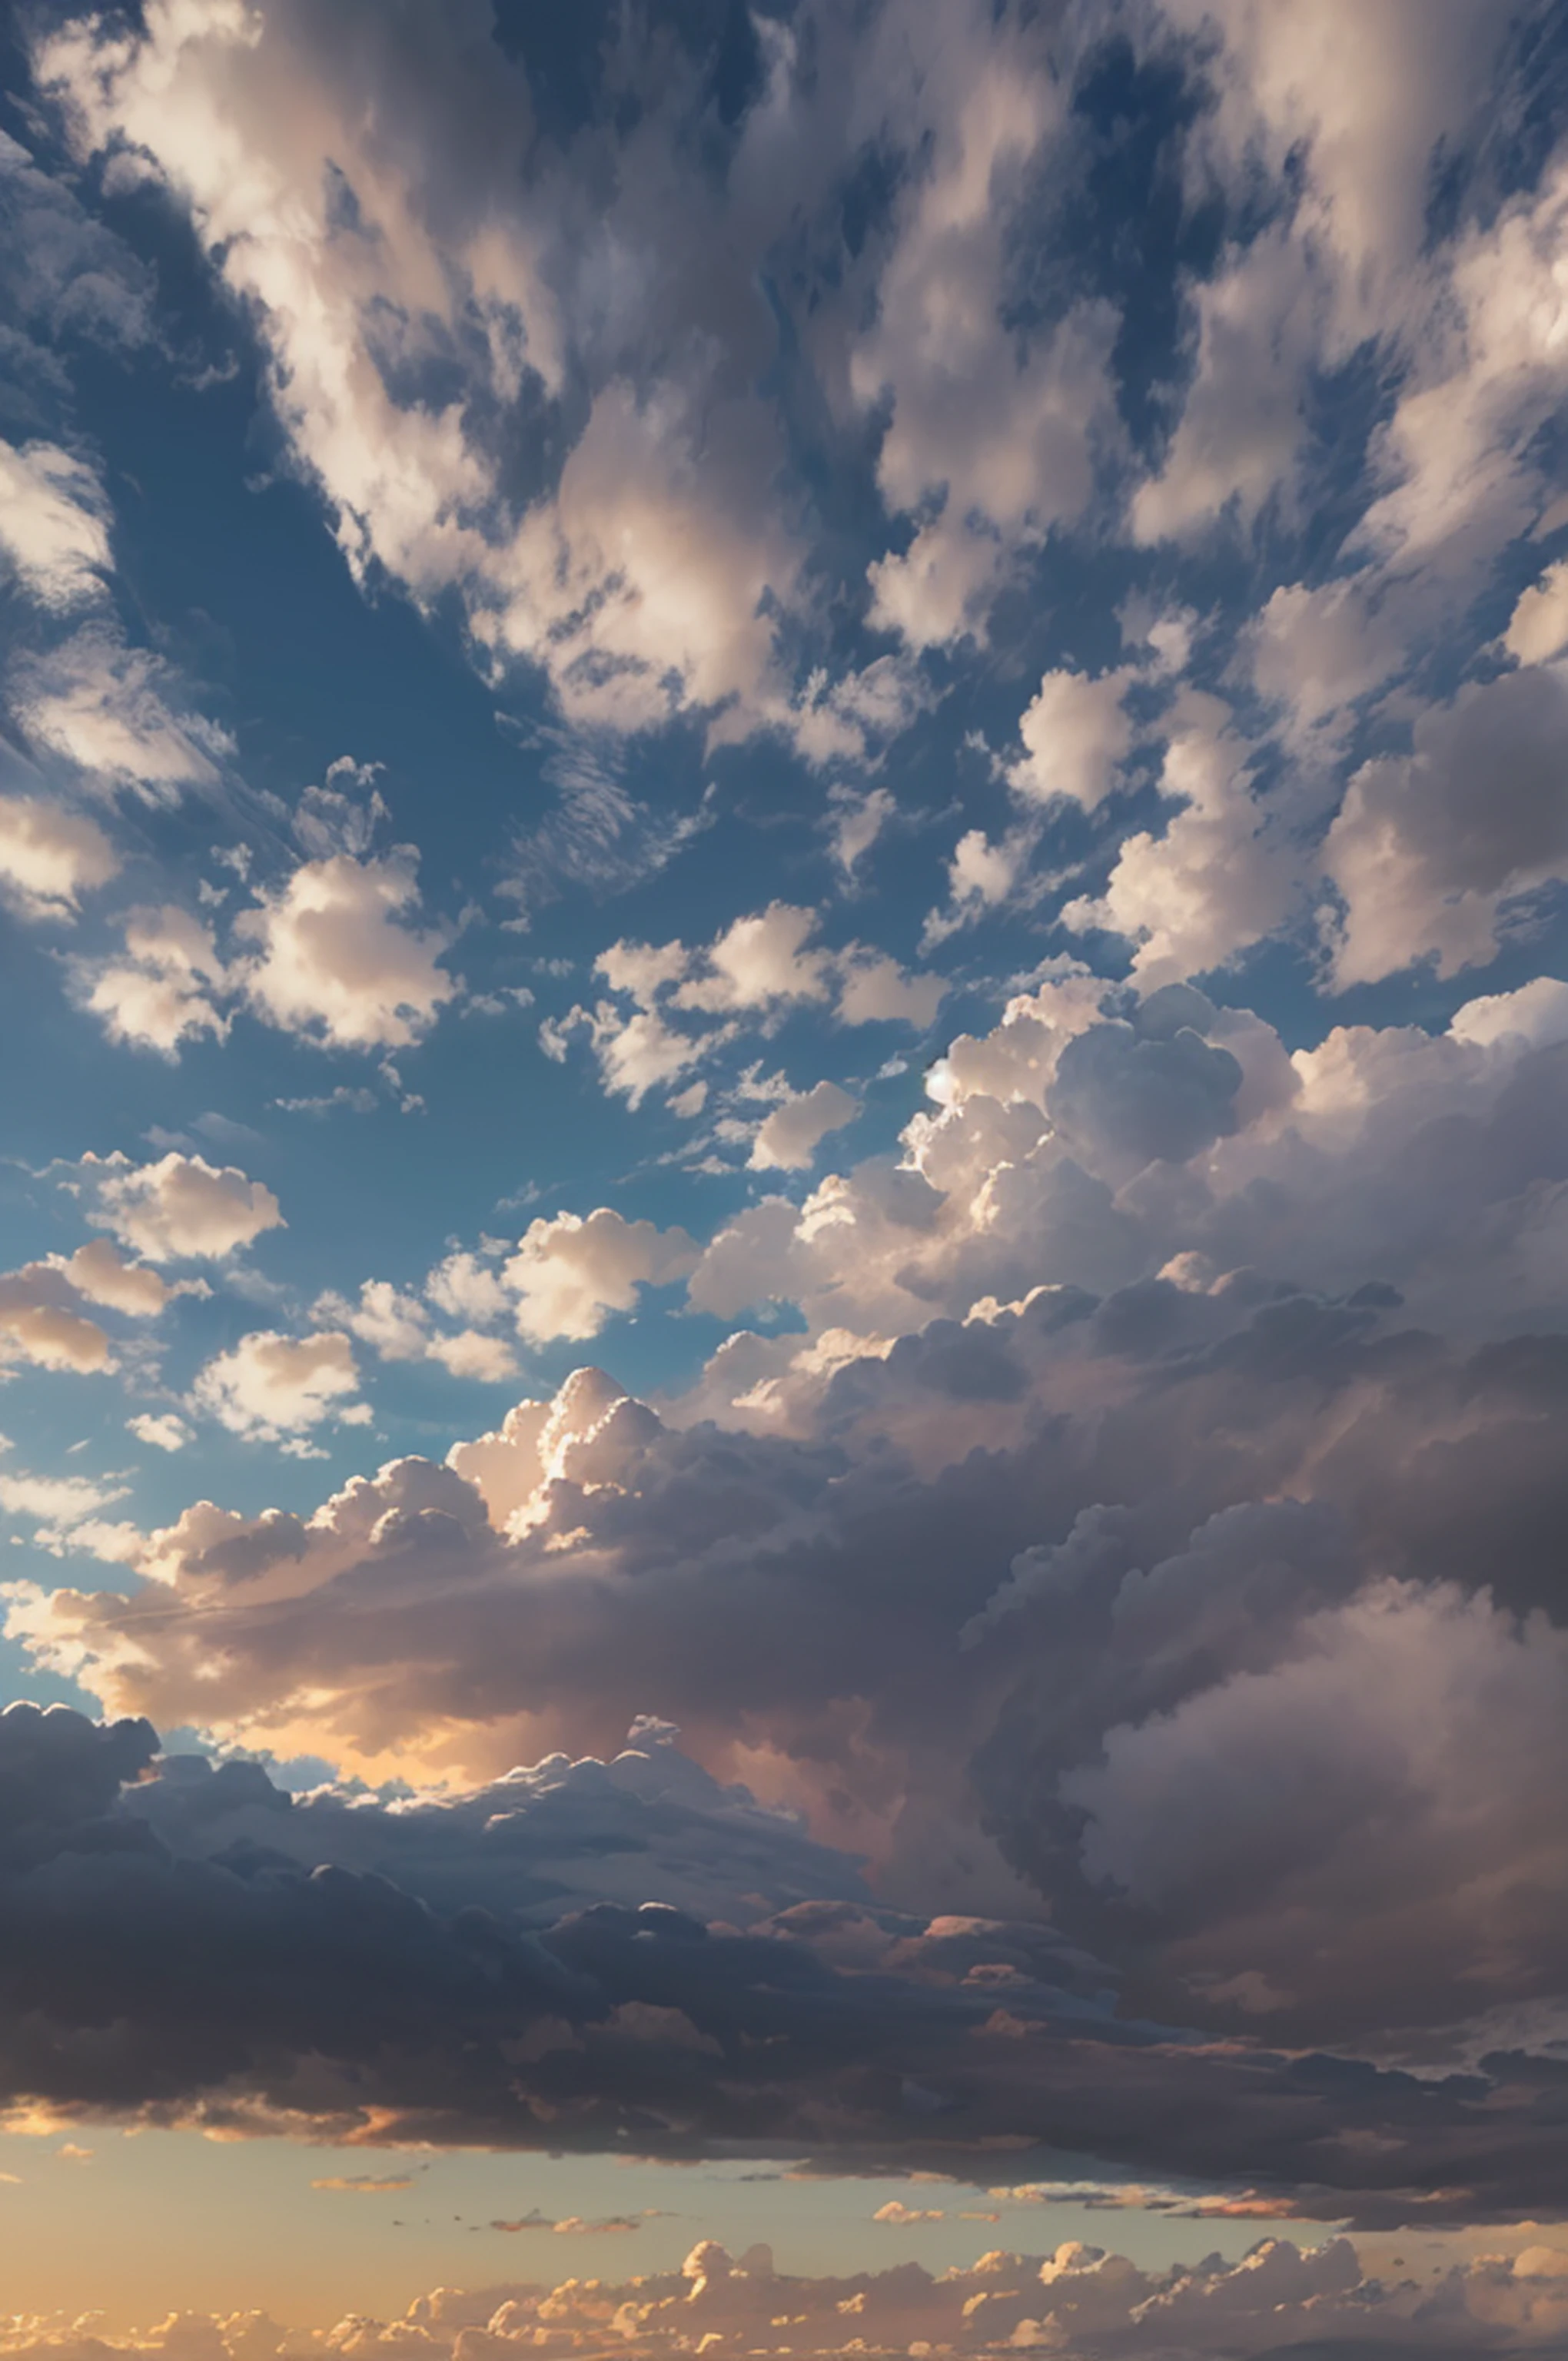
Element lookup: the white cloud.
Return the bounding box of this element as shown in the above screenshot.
[672,903,833,1016]
[922,826,1033,948]
[0,1454,131,1554]
[749,1081,862,1172]
[1505,560,1568,668]
[0,438,111,608]
[126,1411,192,1453]
[852,28,1115,649]
[11,625,229,801]
[0,1266,110,1375]
[425,1250,510,1328]
[1129,230,1317,543]
[503,1210,699,1346]
[1061,698,1294,985]
[834,952,945,1030]
[191,1329,366,1442]
[0,792,118,919]
[86,1151,284,1263]
[424,1329,518,1383]
[235,852,457,1050]
[79,905,230,1054]
[58,1238,171,1317]
[1010,668,1135,810]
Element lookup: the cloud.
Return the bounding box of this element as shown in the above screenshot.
[126,1412,192,1453]
[852,22,1117,649]
[11,625,229,802]
[190,1330,366,1443]
[671,905,834,1018]
[566,908,940,1111]
[234,852,458,1050]
[503,1211,699,1346]
[315,1278,520,1383]
[3,1701,1566,2220]
[85,1152,284,1263]
[1060,696,1294,985]
[0,792,119,921]
[0,439,111,609]
[1322,667,1568,986]
[311,2174,415,2194]
[749,1081,862,1173]
[78,905,231,1054]
[1504,560,1568,668]
[0,1242,170,1375]
[1010,669,1136,811]
[4,2228,1567,2356]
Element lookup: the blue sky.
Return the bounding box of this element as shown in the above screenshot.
[3,0,1568,2346]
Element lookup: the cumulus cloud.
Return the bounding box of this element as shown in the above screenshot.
[78,905,231,1054]
[749,1081,862,1173]
[190,1329,367,1443]
[1505,560,1568,668]
[562,908,940,1110]
[9,2231,1568,2357]
[1010,669,1136,811]
[0,1239,180,1378]
[234,852,458,1049]
[85,1152,284,1263]
[503,1210,699,1346]
[0,792,119,920]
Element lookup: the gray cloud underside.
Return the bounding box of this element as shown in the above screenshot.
[4,1698,1568,2229]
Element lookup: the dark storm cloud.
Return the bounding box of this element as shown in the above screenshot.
[5,1697,1568,2227]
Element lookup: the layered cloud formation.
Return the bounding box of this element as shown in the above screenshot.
[1,0,1567,2342]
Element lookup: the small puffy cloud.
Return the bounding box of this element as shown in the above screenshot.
[426,1250,511,1328]
[0,438,111,609]
[545,998,709,1109]
[79,905,229,1054]
[87,1152,284,1263]
[504,1209,699,1345]
[0,794,118,921]
[235,852,457,1049]
[749,1081,862,1172]
[126,1412,192,1453]
[0,1266,110,1374]
[58,1239,171,1317]
[922,828,1032,948]
[191,1329,365,1442]
[425,1329,519,1383]
[318,1279,430,1363]
[1010,667,1135,810]
[835,953,945,1030]
[1505,560,1568,666]
[872,2200,945,2226]
[673,903,833,1016]
[317,1278,519,1384]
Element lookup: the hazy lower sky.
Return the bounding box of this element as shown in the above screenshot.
[2,1,1568,2352]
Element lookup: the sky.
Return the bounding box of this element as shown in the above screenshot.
[2,0,1568,2351]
